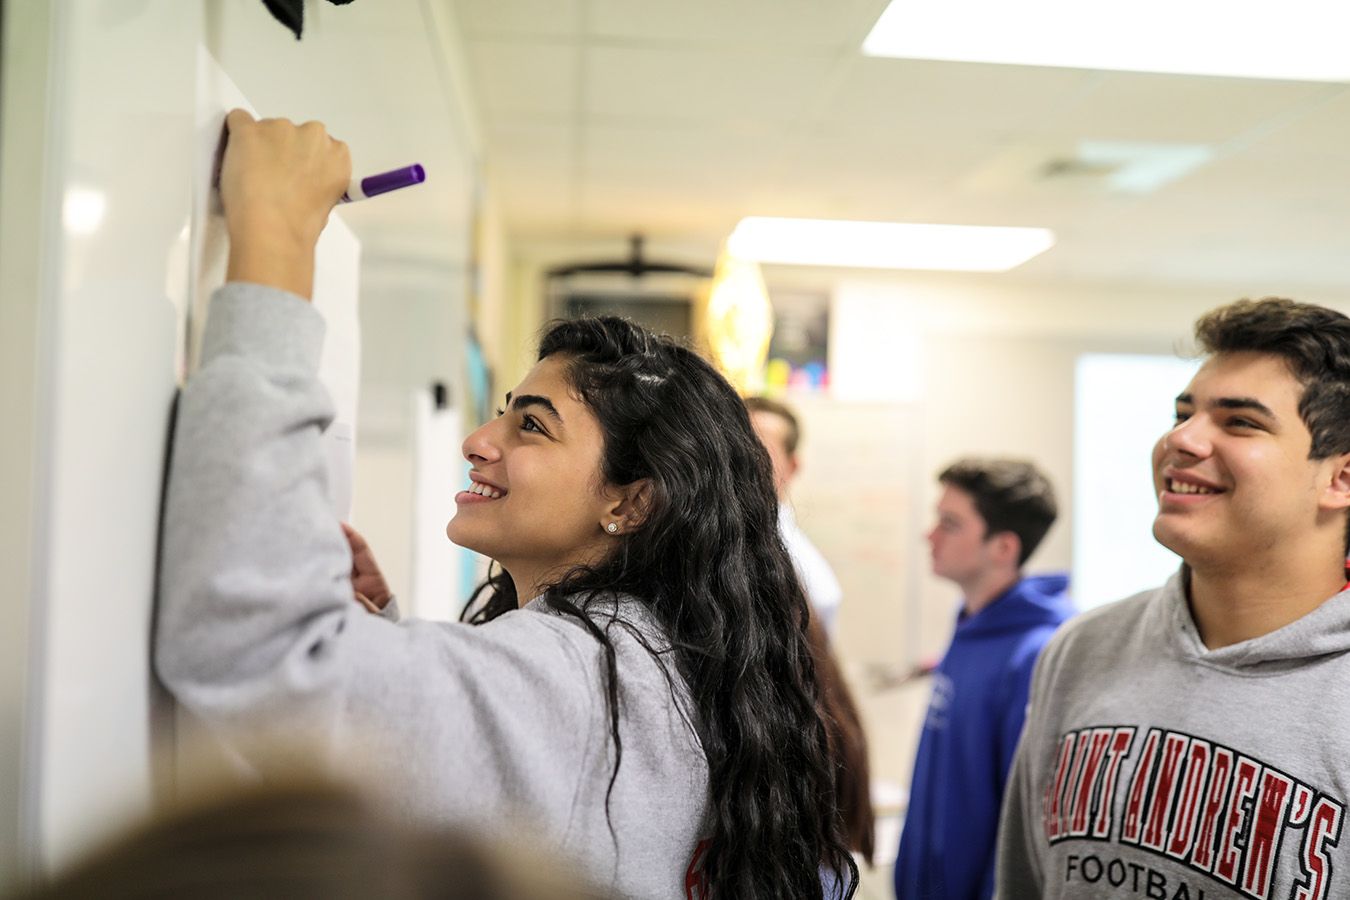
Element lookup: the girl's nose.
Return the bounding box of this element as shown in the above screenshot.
[462,419,502,464]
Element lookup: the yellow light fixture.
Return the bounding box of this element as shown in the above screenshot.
[702,250,774,394]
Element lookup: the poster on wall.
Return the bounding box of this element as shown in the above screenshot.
[763,288,830,393]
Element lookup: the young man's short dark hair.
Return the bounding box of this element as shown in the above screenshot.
[938,459,1057,567]
[1194,297,1350,460]
[744,396,800,455]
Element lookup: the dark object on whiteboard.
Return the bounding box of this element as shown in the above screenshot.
[262,0,357,41]
[431,382,449,411]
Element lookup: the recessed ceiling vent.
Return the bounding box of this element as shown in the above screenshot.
[1040,141,1214,194]
[1039,157,1120,180]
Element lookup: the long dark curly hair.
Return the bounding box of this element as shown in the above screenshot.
[461,316,855,898]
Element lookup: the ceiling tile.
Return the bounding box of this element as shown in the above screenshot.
[583,45,838,122]
[578,181,745,236]
[1038,72,1339,145]
[485,120,576,171]
[496,180,577,235]
[466,40,580,118]
[1236,85,1350,161]
[580,122,776,181]
[817,58,1100,134]
[453,0,583,38]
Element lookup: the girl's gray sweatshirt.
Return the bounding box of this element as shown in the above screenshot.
[155,283,710,899]
[996,571,1350,900]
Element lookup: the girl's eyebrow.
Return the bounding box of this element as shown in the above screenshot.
[505,391,564,424]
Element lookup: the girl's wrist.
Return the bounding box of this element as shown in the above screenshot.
[225,225,317,300]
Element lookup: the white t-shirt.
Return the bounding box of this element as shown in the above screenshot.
[778,503,843,635]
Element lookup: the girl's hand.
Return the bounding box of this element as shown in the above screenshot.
[220,109,351,300]
[341,522,392,613]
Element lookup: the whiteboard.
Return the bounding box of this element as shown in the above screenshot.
[2,10,367,881]
[189,47,362,518]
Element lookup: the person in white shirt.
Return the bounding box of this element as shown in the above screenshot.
[746,397,844,635]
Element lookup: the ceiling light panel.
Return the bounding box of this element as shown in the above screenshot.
[863,0,1350,82]
[727,217,1055,271]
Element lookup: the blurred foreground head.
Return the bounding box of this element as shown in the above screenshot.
[19,781,614,900]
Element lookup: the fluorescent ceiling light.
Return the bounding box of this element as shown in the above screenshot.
[726,217,1055,272]
[862,0,1350,82]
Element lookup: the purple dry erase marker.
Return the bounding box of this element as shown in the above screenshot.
[341,164,426,202]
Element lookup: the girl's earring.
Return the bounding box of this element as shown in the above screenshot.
[606,522,619,534]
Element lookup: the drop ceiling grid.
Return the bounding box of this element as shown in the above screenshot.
[452,0,1350,289]
[458,0,890,238]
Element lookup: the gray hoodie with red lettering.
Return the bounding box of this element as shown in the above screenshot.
[996,570,1350,900]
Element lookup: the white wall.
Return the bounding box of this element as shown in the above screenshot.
[0,3,58,883]
[0,1,200,881]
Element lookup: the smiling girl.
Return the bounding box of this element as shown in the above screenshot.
[157,111,855,899]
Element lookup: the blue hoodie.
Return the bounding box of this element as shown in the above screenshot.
[894,573,1074,900]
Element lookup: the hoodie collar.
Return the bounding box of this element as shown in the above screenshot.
[1163,569,1350,671]
[956,572,1073,637]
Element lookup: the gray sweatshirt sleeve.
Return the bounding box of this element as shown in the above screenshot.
[155,284,602,830]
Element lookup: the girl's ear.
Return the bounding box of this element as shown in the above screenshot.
[603,479,655,531]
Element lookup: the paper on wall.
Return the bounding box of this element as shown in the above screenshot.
[410,387,463,621]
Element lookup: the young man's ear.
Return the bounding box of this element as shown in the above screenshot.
[603,479,655,532]
[1320,453,1350,511]
[990,531,1023,568]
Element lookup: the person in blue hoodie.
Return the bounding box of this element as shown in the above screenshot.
[894,458,1074,900]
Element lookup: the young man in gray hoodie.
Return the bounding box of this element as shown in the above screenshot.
[996,298,1350,900]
